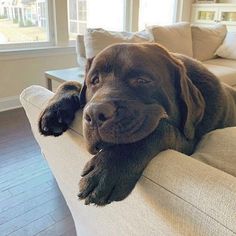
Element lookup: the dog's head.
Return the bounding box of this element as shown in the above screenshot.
[80,43,205,154]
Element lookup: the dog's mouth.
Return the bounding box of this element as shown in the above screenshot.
[83,103,168,154]
[85,119,146,155]
[92,141,113,154]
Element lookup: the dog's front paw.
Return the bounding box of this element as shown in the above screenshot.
[39,95,80,136]
[78,149,141,206]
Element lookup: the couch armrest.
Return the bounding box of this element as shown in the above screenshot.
[20,85,236,235]
[20,85,83,135]
[143,150,236,233]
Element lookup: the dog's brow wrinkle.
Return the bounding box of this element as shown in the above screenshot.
[126,68,152,79]
[100,63,113,74]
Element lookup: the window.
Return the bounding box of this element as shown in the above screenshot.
[68,0,125,39]
[0,0,52,48]
[139,0,177,30]
[68,0,87,38]
[0,0,181,51]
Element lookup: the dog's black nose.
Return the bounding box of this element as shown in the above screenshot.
[84,102,115,127]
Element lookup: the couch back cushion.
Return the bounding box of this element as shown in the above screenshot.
[147,22,193,57]
[84,28,151,59]
[191,24,227,61]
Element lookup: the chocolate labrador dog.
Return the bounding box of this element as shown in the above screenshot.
[39,43,236,206]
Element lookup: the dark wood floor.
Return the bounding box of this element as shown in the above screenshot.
[0,108,77,236]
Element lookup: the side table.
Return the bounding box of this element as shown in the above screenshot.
[44,67,85,91]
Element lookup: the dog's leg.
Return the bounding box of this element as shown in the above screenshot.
[78,120,195,206]
[38,81,82,136]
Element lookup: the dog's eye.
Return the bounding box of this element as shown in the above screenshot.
[91,76,99,85]
[136,77,150,84]
[129,77,151,87]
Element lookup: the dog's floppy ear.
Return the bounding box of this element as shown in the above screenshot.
[174,59,205,140]
[142,43,205,140]
[79,57,94,108]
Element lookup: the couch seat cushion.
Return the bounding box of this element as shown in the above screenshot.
[203,62,236,86]
[204,58,236,69]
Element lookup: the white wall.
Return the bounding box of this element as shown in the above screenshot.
[0,0,77,112]
[0,51,77,111]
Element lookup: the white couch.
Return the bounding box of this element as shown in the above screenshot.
[20,86,236,236]
[20,23,236,235]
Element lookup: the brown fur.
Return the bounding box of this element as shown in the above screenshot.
[39,43,236,206]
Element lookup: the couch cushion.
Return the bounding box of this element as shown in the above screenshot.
[192,24,227,61]
[204,58,236,69]
[215,31,236,60]
[147,22,193,57]
[203,62,236,86]
[192,127,236,177]
[84,28,151,58]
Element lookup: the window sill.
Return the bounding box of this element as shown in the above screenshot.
[0,46,77,61]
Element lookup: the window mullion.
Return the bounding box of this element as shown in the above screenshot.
[125,0,140,32]
[53,0,69,46]
[47,0,55,45]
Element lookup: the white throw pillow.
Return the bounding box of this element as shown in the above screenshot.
[84,28,152,58]
[215,32,236,60]
[147,22,193,57]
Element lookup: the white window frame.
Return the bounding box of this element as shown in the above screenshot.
[124,0,140,32]
[0,0,56,51]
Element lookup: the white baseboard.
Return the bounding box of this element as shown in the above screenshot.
[0,96,22,112]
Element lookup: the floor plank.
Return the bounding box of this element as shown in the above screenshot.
[8,215,55,236]
[0,182,57,213]
[0,159,48,184]
[4,171,54,195]
[36,216,77,236]
[0,108,76,236]
[0,196,65,235]
[0,188,61,225]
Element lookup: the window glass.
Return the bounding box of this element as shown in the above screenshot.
[0,0,49,44]
[68,0,125,40]
[139,0,177,30]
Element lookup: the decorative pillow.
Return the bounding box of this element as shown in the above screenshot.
[191,24,227,61]
[215,31,236,60]
[147,22,193,57]
[84,28,152,58]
